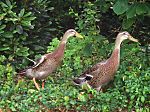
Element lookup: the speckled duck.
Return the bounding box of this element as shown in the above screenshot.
[73,31,138,91]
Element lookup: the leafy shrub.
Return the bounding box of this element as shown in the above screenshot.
[0,0,149,112]
[21,0,55,55]
[0,0,36,68]
[112,0,150,29]
[18,0,82,56]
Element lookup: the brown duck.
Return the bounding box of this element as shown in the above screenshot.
[18,29,83,90]
[73,31,138,91]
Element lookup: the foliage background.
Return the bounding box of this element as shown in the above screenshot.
[0,0,149,111]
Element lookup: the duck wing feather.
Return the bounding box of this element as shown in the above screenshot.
[73,62,104,85]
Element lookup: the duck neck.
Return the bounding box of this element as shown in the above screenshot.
[114,37,122,50]
[53,33,70,58]
[57,32,71,52]
[61,33,71,44]
[109,37,123,63]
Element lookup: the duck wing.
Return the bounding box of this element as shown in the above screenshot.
[73,63,101,85]
[32,55,47,68]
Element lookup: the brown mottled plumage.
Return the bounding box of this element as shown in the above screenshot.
[18,29,83,90]
[73,31,138,91]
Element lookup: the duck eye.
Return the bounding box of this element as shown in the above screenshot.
[70,31,75,34]
[123,32,129,35]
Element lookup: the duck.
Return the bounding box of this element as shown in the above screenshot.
[18,29,83,90]
[73,31,138,91]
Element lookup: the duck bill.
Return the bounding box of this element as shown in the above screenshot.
[75,32,83,38]
[128,36,138,42]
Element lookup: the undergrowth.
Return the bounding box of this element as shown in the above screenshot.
[0,0,149,112]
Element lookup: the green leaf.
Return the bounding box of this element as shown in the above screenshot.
[10,106,16,111]
[69,100,76,105]
[141,96,145,103]
[5,18,18,22]
[21,20,31,27]
[81,83,91,90]
[0,2,8,8]
[5,0,11,7]
[78,93,87,102]
[113,0,128,15]
[131,95,135,100]
[9,11,17,17]
[28,89,36,93]
[24,17,36,21]
[0,47,10,51]
[83,43,93,56]
[2,32,13,38]
[64,96,69,102]
[146,3,150,16]
[0,13,6,20]
[136,3,148,15]
[23,12,32,17]
[122,18,135,29]
[0,30,4,34]
[126,4,136,19]
[19,9,25,17]
[0,25,6,30]
[15,47,29,56]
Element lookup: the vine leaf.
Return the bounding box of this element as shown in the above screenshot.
[113,0,128,15]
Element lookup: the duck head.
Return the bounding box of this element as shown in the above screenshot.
[64,29,83,39]
[117,31,138,42]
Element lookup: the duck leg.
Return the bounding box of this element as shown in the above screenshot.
[42,80,45,89]
[33,78,40,90]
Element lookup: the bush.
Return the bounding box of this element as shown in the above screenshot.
[112,0,150,29]
[0,0,149,112]
[0,0,36,69]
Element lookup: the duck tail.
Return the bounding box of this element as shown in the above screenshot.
[73,77,86,86]
[16,70,26,76]
[73,74,93,86]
